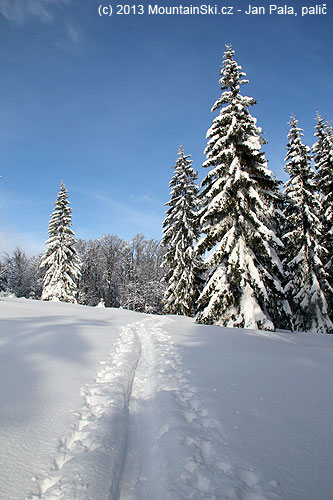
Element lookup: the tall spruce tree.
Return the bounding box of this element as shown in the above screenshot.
[40,182,81,302]
[313,112,333,321]
[161,145,202,317]
[196,45,289,330]
[283,116,332,333]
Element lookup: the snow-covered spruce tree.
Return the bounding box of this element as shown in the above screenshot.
[40,182,81,302]
[196,45,290,330]
[283,116,332,333]
[161,145,203,317]
[313,112,333,321]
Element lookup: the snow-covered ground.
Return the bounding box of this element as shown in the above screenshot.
[0,297,332,500]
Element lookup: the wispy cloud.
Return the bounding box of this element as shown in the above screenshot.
[0,1,83,53]
[72,186,163,240]
[85,188,162,228]
[0,0,69,24]
[134,194,156,204]
[55,22,83,53]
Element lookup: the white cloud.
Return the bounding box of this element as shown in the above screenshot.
[0,0,69,23]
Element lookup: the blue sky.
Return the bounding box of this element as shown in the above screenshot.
[0,0,332,255]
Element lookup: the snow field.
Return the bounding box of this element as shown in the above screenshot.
[1,298,333,500]
[25,313,280,500]
[0,297,138,500]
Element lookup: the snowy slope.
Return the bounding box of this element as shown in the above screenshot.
[0,298,332,500]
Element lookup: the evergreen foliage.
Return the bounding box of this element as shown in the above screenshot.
[161,146,203,317]
[313,112,333,321]
[196,45,289,330]
[40,182,81,303]
[283,116,332,333]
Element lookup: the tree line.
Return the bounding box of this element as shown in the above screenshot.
[0,231,165,313]
[1,44,332,333]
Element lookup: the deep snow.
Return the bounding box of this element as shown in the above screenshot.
[0,297,332,500]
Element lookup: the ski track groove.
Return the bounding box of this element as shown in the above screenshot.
[27,321,142,500]
[27,316,281,500]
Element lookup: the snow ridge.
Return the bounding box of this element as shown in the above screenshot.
[27,322,141,500]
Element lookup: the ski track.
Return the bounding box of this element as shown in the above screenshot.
[27,316,281,500]
[27,321,141,500]
[122,317,281,500]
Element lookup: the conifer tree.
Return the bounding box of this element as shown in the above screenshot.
[283,116,332,333]
[196,45,289,330]
[313,112,333,320]
[161,145,202,317]
[40,182,81,302]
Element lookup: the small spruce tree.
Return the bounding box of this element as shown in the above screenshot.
[40,182,81,303]
[161,145,202,317]
[196,45,290,330]
[283,116,332,333]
